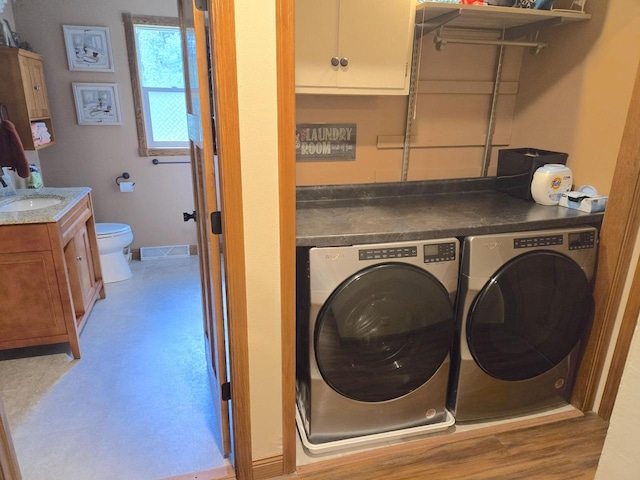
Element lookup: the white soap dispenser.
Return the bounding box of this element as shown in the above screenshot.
[1,167,17,196]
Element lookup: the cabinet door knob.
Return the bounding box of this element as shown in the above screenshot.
[76,256,83,261]
[330,56,340,67]
[34,86,42,91]
[340,57,349,67]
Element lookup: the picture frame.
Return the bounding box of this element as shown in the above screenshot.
[63,25,114,72]
[72,83,122,125]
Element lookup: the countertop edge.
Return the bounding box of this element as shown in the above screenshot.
[296,213,604,247]
[295,183,605,247]
[0,187,92,225]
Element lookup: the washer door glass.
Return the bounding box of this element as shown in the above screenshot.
[467,251,593,381]
[315,263,454,402]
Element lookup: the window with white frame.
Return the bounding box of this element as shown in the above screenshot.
[123,14,189,156]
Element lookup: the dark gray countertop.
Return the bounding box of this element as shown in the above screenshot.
[296,179,604,247]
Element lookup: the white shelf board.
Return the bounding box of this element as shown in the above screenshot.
[416,3,591,32]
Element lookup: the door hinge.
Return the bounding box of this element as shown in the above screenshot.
[194,0,208,12]
[221,382,231,401]
[211,211,222,235]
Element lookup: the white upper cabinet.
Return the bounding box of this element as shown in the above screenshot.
[295,0,416,95]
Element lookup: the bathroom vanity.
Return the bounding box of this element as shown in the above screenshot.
[0,188,104,358]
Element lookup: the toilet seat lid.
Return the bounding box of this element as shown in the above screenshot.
[96,223,132,238]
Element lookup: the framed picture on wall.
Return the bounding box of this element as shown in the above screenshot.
[63,25,114,72]
[72,83,122,125]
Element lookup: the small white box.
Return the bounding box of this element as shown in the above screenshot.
[559,191,608,213]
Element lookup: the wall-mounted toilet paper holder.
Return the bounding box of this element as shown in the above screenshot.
[115,172,132,186]
[115,172,135,192]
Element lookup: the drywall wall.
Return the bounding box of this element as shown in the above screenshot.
[11,0,197,249]
[594,308,640,478]
[235,0,283,461]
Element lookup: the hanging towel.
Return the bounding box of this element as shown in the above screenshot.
[0,120,30,178]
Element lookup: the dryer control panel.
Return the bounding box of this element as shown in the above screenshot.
[568,230,596,250]
[423,242,456,263]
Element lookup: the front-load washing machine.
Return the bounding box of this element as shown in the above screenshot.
[448,226,598,422]
[296,238,459,445]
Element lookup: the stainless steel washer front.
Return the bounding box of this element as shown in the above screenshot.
[296,238,459,444]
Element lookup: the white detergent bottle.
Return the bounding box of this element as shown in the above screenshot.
[530,164,573,206]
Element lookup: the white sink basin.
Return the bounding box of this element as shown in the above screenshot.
[0,197,63,212]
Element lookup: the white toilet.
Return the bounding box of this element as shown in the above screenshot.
[95,223,134,283]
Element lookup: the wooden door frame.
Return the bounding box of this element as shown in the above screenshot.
[0,396,21,480]
[207,0,253,478]
[571,60,640,418]
[276,0,297,475]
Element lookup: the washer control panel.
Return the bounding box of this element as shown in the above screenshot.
[357,242,457,263]
[423,242,457,263]
[513,231,596,250]
[568,230,596,250]
[359,246,417,261]
[514,234,563,249]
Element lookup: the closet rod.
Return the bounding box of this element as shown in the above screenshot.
[434,35,547,53]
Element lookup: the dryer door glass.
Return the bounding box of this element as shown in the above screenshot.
[315,263,454,402]
[467,251,593,381]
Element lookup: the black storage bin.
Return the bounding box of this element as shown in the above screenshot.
[496,148,568,200]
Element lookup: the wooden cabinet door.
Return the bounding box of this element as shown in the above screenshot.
[295,0,340,89]
[17,54,50,119]
[337,0,414,92]
[0,251,67,343]
[27,57,50,119]
[17,54,38,119]
[63,223,96,321]
[295,0,414,94]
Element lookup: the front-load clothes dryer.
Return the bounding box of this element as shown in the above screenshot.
[448,227,598,422]
[296,238,459,445]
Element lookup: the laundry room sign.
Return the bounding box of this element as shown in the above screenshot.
[296,123,357,161]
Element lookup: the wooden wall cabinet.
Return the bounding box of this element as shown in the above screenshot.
[0,47,55,150]
[295,0,415,95]
[0,193,104,358]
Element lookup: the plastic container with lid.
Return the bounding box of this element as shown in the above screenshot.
[530,164,573,206]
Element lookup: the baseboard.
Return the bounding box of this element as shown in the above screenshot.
[131,244,198,260]
[253,454,284,480]
[159,464,235,480]
[157,454,284,480]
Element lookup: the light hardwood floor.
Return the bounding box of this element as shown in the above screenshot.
[286,413,608,480]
